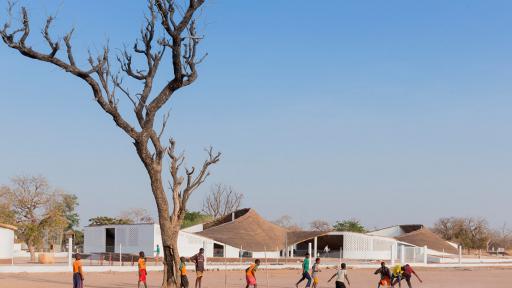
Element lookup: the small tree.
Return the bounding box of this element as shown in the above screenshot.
[119,208,155,224]
[181,210,212,228]
[309,220,331,231]
[202,184,243,218]
[333,219,366,233]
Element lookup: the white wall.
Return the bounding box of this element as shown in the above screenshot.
[225,245,241,258]
[368,226,404,238]
[0,228,14,259]
[178,231,214,258]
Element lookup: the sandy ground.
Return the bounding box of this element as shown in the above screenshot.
[1,267,511,288]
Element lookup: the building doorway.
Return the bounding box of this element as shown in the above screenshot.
[105,228,115,252]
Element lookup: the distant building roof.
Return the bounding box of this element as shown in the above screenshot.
[395,227,458,254]
[0,223,17,231]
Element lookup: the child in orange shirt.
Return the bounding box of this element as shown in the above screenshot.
[180,256,189,288]
[245,259,260,288]
[138,251,148,288]
[72,253,84,288]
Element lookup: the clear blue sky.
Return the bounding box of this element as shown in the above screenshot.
[1,1,511,230]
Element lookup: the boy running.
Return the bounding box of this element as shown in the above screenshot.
[245,259,261,288]
[328,263,350,288]
[400,264,423,288]
[179,256,189,288]
[138,251,148,288]
[296,253,312,288]
[72,253,84,288]
[311,258,321,288]
[374,261,391,288]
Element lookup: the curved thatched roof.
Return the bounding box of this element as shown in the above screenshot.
[196,209,329,251]
[197,209,289,251]
[396,227,458,254]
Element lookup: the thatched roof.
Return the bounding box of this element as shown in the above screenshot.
[287,230,329,245]
[197,209,288,251]
[0,223,17,231]
[395,227,458,254]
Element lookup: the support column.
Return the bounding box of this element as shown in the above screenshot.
[313,237,318,258]
[308,243,312,269]
[119,243,122,266]
[67,237,73,267]
[203,241,208,267]
[400,245,405,264]
[458,245,462,264]
[391,244,395,266]
[291,246,294,258]
[423,246,428,264]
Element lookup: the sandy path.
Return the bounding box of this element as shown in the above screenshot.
[1,267,511,288]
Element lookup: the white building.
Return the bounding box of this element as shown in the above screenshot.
[0,223,16,264]
[83,223,216,258]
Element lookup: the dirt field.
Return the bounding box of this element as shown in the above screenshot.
[1,267,511,288]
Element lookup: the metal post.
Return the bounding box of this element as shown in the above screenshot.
[264,246,269,288]
[67,237,73,267]
[119,243,122,266]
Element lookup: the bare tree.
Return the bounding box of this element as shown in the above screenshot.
[272,215,302,231]
[202,184,243,218]
[1,1,218,287]
[309,220,331,231]
[119,208,155,224]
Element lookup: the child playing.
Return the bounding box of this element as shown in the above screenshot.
[328,263,350,288]
[72,253,84,288]
[400,264,423,288]
[245,259,260,288]
[138,251,148,288]
[180,256,189,288]
[295,253,312,288]
[374,261,391,288]
[311,258,321,288]
[391,264,403,287]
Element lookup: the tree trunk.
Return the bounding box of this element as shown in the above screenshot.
[28,244,36,262]
[161,225,181,288]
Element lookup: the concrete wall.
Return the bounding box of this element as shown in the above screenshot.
[84,224,157,256]
[178,231,214,257]
[0,228,14,260]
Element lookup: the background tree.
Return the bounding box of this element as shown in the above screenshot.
[0,186,15,225]
[272,215,303,231]
[333,219,366,233]
[202,183,243,218]
[488,224,512,252]
[119,208,155,223]
[88,216,134,226]
[181,210,212,228]
[1,1,217,286]
[309,220,331,231]
[433,217,490,252]
[3,176,70,261]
